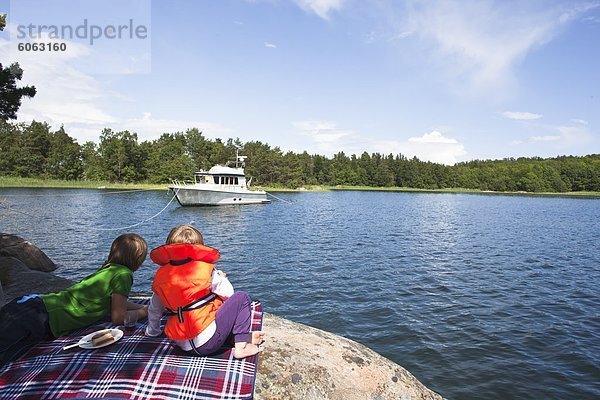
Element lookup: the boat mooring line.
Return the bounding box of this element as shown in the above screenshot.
[95,189,180,231]
[0,189,180,232]
[266,192,292,204]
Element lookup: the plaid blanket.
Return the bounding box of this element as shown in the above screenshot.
[0,300,263,400]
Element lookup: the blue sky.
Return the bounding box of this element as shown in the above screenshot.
[1,0,599,164]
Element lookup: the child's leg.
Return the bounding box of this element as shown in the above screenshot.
[233,340,262,359]
[0,297,52,365]
[219,292,262,359]
[251,331,265,345]
[193,291,259,357]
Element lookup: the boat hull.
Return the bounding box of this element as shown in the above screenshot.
[170,186,270,206]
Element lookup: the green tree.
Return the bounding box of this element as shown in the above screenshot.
[81,141,104,181]
[243,141,281,186]
[298,151,317,186]
[0,16,36,121]
[371,153,394,187]
[0,63,37,121]
[17,121,51,177]
[185,128,212,170]
[330,151,354,185]
[47,126,83,180]
[312,154,330,185]
[145,133,194,183]
[280,151,304,187]
[97,129,144,182]
[0,120,22,175]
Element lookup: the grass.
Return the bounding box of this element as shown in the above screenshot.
[328,185,600,197]
[0,176,166,191]
[1,176,599,197]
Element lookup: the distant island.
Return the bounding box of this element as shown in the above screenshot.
[0,120,598,194]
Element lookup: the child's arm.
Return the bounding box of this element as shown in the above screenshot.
[127,301,146,311]
[145,293,165,337]
[211,269,234,300]
[111,294,148,324]
[111,293,129,325]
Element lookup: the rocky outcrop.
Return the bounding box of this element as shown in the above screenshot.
[0,234,444,400]
[255,314,442,400]
[0,256,72,307]
[0,233,56,272]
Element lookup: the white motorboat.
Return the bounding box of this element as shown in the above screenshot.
[169,153,270,206]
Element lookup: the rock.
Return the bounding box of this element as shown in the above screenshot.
[0,257,73,306]
[255,313,443,400]
[0,233,56,272]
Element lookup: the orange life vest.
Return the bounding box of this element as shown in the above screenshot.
[150,243,223,341]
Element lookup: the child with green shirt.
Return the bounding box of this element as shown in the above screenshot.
[0,233,148,365]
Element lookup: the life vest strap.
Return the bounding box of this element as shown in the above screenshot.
[165,293,217,323]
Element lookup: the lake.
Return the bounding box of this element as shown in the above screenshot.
[1,188,598,400]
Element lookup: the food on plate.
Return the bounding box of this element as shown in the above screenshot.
[91,330,115,347]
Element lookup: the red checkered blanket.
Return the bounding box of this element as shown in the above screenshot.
[0,300,263,400]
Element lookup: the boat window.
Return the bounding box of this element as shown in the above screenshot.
[214,176,220,184]
[235,177,239,185]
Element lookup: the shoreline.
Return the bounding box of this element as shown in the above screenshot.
[1,176,599,198]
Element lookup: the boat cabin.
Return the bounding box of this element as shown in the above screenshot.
[193,165,247,188]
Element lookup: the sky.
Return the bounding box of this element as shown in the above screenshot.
[1,0,599,164]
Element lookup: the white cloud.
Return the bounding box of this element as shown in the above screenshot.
[264,42,277,48]
[520,123,594,148]
[529,135,561,143]
[379,131,467,165]
[293,120,353,154]
[555,124,594,146]
[0,35,117,142]
[582,15,600,24]
[0,31,230,144]
[408,130,459,144]
[571,118,589,125]
[294,0,345,20]
[501,111,543,121]
[292,123,466,164]
[118,113,232,141]
[404,0,599,94]
[364,30,413,44]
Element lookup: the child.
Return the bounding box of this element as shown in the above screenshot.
[0,233,148,365]
[145,224,264,359]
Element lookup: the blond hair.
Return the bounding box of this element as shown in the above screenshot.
[166,224,204,245]
[102,233,147,271]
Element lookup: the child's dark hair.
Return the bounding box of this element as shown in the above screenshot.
[166,224,204,245]
[102,233,147,271]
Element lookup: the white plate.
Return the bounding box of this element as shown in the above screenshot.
[78,328,123,349]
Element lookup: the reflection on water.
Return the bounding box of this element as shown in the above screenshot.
[1,188,599,400]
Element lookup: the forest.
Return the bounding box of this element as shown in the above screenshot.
[0,120,599,193]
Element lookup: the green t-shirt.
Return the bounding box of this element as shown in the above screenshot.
[42,264,133,337]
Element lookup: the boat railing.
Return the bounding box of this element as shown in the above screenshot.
[171,179,195,186]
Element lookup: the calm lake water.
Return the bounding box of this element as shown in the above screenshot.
[1,188,599,400]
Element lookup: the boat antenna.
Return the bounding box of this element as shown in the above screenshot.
[235,147,247,168]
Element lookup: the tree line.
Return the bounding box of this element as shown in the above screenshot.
[0,120,599,192]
